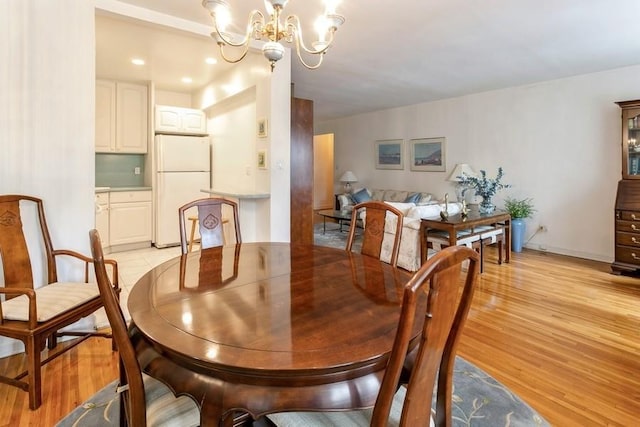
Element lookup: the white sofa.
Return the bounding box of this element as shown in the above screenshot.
[339,188,461,271]
[337,188,434,213]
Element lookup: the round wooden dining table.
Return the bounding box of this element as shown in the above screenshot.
[128,242,416,426]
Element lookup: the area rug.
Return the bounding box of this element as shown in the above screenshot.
[314,222,358,250]
[56,356,548,426]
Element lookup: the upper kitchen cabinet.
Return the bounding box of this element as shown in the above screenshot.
[96,79,148,153]
[155,105,207,135]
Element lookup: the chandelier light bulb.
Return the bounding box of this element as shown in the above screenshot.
[314,16,329,43]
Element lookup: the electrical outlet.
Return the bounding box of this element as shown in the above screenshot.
[134,167,141,175]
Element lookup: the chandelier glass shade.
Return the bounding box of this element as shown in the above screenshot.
[202,0,345,71]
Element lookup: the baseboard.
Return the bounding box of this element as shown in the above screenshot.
[523,243,612,264]
[109,240,152,253]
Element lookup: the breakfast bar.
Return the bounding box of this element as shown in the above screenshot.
[201,188,270,242]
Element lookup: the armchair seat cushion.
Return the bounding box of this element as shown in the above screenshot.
[2,282,99,322]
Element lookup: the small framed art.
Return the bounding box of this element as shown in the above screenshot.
[409,137,446,172]
[257,118,268,138]
[257,149,267,169]
[374,139,404,170]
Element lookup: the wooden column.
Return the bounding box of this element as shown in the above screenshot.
[290,97,314,244]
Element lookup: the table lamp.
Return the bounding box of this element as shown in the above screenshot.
[339,171,358,193]
[447,163,476,202]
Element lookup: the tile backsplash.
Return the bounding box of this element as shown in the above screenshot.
[96,154,145,187]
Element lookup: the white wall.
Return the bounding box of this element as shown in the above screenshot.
[194,53,291,242]
[155,90,192,108]
[0,1,95,356]
[207,87,258,193]
[317,65,640,262]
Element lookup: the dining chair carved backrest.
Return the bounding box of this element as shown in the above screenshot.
[0,194,118,409]
[89,230,200,427]
[347,200,404,267]
[178,197,241,255]
[267,245,480,427]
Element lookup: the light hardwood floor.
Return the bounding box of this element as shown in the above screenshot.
[0,247,639,426]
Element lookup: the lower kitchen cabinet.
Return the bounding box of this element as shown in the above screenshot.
[95,192,110,248]
[96,190,152,251]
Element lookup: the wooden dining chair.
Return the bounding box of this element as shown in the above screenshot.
[267,245,480,427]
[89,229,201,427]
[346,201,404,267]
[178,197,241,255]
[0,194,118,409]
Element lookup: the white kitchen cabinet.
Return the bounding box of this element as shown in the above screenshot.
[96,80,148,153]
[95,192,110,249]
[95,81,116,152]
[109,191,152,247]
[155,105,207,135]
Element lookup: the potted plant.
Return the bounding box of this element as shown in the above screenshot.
[504,197,535,252]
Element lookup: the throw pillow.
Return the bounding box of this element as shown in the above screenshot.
[352,188,372,204]
[404,192,421,203]
[418,193,433,204]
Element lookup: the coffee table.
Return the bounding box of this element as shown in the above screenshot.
[317,209,355,233]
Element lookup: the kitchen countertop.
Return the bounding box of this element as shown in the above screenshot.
[201,189,270,199]
[95,186,151,193]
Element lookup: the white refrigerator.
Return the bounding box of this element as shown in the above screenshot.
[154,134,211,248]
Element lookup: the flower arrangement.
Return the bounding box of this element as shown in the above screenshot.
[458,167,510,213]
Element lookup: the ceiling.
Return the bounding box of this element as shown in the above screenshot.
[97,0,640,122]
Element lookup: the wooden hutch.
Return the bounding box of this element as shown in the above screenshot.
[612,100,640,274]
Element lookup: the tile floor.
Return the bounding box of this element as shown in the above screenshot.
[95,245,185,327]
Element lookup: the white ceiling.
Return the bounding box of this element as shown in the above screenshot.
[96,0,640,122]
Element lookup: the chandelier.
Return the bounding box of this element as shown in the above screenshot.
[202,0,345,71]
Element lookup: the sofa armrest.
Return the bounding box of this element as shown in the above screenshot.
[337,194,354,212]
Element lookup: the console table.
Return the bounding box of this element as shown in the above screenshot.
[420,209,511,268]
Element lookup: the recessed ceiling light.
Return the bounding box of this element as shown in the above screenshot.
[182,77,193,84]
[205,57,217,65]
[131,58,145,66]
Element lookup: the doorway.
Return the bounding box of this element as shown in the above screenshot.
[313,133,335,217]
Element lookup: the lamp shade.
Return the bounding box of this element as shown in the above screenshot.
[447,164,476,182]
[339,171,358,183]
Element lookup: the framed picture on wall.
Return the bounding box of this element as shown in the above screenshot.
[409,137,446,172]
[257,149,267,169]
[257,118,268,138]
[374,139,404,170]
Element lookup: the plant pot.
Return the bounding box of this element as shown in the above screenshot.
[511,218,526,252]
